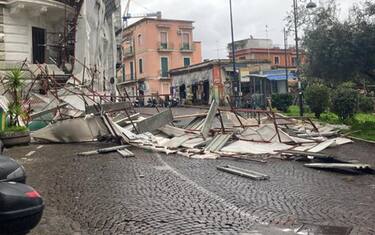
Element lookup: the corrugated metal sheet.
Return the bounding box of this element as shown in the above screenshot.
[204,134,232,152]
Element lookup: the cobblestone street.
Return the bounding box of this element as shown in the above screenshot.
[6,134,375,234]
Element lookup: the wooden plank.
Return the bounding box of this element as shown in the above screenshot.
[117,149,135,158]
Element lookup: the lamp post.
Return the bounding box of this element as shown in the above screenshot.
[229,0,239,107]
[293,0,316,117]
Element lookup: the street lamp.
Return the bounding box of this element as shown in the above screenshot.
[292,0,316,117]
[229,0,240,107]
[306,1,317,9]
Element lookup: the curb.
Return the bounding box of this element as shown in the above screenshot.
[348,136,375,144]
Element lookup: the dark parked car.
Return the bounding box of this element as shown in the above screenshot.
[0,182,44,235]
[0,155,26,183]
[0,155,43,234]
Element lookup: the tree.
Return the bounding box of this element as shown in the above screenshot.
[331,84,358,120]
[301,1,375,83]
[305,83,330,118]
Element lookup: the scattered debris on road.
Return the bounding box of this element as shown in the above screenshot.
[15,65,371,175]
[217,165,270,180]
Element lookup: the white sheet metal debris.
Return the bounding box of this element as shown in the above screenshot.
[221,140,293,155]
[32,116,109,143]
[201,100,218,138]
[217,165,270,180]
[78,145,130,156]
[304,163,372,171]
[136,109,173,134]
[204,134,232,152]
[117,149,135,158]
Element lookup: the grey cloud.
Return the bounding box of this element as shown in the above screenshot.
[124,0,362,59]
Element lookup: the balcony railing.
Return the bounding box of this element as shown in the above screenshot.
[157,42,174,51]
[123,47,134,58]
[159,70,169,78]
[54,0,78,7]
[180,43,194,52]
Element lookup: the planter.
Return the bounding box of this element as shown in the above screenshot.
[0,131,31,148]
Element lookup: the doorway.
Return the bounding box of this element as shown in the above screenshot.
[32,27,46,64]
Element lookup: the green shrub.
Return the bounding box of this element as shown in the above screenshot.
[272,94,293,112]
[0,126,29,135]
[319,112,341,124]
[331,85,357,120]
[350,113,375,130]
[305,83,330,118]
[358,95,374,113]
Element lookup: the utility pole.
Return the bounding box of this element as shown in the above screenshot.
[229,0,239,107]
[284,28,289,93]
[293,0,304,116]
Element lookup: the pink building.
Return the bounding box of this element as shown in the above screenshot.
[118,18,202,100]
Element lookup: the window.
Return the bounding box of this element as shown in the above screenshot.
[183,57,191,67]
[130,61,134,80]
[32,27,46,63]
[161,57,169,77]
[239,56,246,60]
[274,56,280,65]
[122,65,126,82]
[291,57,297,66]
[182,32,190,50]
[137,34,142,46]
[160,32,168,49]
[139,59,143,74]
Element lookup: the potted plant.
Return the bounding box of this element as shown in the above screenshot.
[0,68,30,147]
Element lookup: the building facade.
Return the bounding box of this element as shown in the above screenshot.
[0,0,121,94]
[228,38,305,68]
[118,18,202,99]
[170,59,270,106]
[0,0,80,70]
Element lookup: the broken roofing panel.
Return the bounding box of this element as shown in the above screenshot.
[204,134,232,152]
[136,109,173,134]
[221,140,293,155]
[201,99,218,138]
[31,116,109,143]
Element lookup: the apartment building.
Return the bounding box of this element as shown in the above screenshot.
[0,0,121,94]
[119,18,202,99]
[228,37,305,68]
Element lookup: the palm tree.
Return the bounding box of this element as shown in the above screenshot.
[2,69,26,127]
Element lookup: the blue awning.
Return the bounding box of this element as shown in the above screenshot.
[249,70,297,81]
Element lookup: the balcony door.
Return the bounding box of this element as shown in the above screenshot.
[161,57,169,77]
[32,27,46,63]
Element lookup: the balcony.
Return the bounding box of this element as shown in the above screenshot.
[157,42,174,52]
[180,43,194,52]
[158,70,170,79]
[123,47,134,58]
[5,0,77,16]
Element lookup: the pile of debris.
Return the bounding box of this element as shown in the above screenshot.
[8,62,370,177]
[26,90,373,175]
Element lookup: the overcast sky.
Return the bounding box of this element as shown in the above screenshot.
[123,0,363,59]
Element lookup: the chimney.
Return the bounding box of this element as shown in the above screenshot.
[156,11,162,19]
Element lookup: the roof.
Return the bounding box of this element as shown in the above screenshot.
[169,59,269,75]
[248,69,297,81]
[124,18,194,31]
